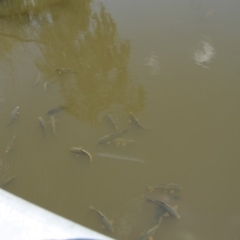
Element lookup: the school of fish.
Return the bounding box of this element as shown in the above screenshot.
[1,71,183,240]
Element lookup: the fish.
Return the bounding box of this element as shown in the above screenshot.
[146,197,180,219]
[0,176,16,188]
[70,147,92,164]
[44,81,49,92]
[97,129,128,144]
[136,219,162,240]
[89,206,114,232]
[106,114,118,129]
[158,200,180,218]
[32,73,41,88]
[148,183,183,193]
[97,153,144,164]
[47,106,67,115]
[113,138,135,146]
[55,68,76,74]
[38,117,47,134]
[49,115,57,136]
[5,135,16,153]
[7,106,19,126]
[129,112,149,129]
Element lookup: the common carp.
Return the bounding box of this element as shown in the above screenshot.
[47,106,67,115]
[136,218,162,240]
[89,206,114,232]
[0,176,16,188]
[129,112,149,130]
[5,135,16,153]
[55,68,76,74]
[70,147,92,164]
[7,106,19,126]
[32,73,41,88]
[97,129,128,144]
[97,153,144,164]
[38,117,47,135]
[44,81,49,92]
[50,115,57,136]
[148,183,183,193]
[113,138,135,146]
[106,114,118,129]
[146,197,180,219]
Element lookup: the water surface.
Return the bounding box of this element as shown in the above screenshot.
[0,0,240,240]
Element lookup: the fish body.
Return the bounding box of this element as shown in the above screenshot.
[137,221,161,240]
[97,153,144,164]
[38,117,46,134]
[159,200,180,218]
[147,198,180,219]
[47,106,66,115]
[50,115,57,136]
[106,114,118,129]
[55,68,76,74]
[97,129,128,144]
[89,206,114,232]
[5,135,16,153]
[7,106,19,126]
[129,112,149,129]
[32,73,41,88]
[44,81,49,91]
[70,147,92,164]
[0,176,16,187]
[148,183,183,192]
[113,138,135,146]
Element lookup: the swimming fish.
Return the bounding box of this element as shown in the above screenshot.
[5,135,16,153]
[38,117,47,135]
[129,112,149,129]
[32,73,41,88]
[137,219,162,240]
[146,197,180,219]
[97,153,144,164]
[0,176,16,188]
[106,114,118,129]
[113,138,135,146]
[47,106,66,115]
[70,147,92,164]
[44,81,49,92]
[148,183,183,193]
[7,106,19,126]
[55,68,76,74]
[89,206,114,232]
[49,115,57,136]
[159,200,180,219]
[97,129,128,144]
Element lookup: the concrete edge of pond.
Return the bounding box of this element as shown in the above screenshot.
[0,189,114,240]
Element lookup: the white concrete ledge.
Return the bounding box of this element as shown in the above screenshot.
[0,189,114,240]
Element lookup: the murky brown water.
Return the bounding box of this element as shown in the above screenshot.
[0,0,240,239]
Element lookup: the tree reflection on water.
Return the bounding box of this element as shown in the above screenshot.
[0,0,146,125]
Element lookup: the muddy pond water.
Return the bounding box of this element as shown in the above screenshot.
[0,0,240,239]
